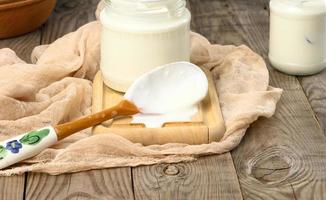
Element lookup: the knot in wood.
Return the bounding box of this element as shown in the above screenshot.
[163,165,180,176]
[249,154,291,184]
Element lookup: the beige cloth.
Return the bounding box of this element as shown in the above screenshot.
[0,6,282,175]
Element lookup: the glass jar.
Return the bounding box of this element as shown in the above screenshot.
[100,0,191,92]
[269,0,326,75]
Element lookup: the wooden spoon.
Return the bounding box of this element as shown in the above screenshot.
[0,100,139,169]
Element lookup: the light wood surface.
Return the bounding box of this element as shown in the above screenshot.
[1,0,326,199]
[92,70,225,145]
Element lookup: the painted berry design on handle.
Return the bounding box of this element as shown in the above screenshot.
[19,129,50,145]
[0,127,58,170]
[0,145,7,160]
[6,140,22,153]
[0,128,51,161]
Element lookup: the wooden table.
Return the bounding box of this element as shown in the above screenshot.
[1,0,325,199]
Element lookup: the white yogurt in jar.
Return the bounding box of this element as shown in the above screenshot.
[100,0,191,92]
[269,0,326,75]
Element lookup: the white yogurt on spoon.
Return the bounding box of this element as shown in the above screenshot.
[124,61,208,128]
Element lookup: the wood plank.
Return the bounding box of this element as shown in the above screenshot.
[40,0,100,44]
[0,31,41,62]
[26,168,134,200]
[0,175,25,200]
[132,154,243,200]
[26,1,134,199]
[188,0,326,199]
[298,72,326,135]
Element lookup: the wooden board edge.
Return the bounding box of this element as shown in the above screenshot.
[92,71,104,114]
[202,69,226,142]
[91,67,225,145]
[93,124,209,145]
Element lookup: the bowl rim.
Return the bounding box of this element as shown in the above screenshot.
[0,0,51,11]
[0,0,26,5]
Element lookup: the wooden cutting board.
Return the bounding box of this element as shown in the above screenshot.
[92,69,225,145]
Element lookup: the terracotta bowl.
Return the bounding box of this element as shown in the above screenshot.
[0,0,56,39]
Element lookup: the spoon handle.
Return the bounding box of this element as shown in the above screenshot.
[0,100,139,170]
[55,100,139,140]
[0,126,58,170]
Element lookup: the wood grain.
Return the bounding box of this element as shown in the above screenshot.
[0,31,40,62]
[133,154,243,200]
[26,168,134,200]
[0,175,25,200]
[299,72,326,135]
[188,0,326,199]
[92,70,225,145]
[40,0,99,44]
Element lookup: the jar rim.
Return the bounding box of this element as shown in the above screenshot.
[103,0,187,19]
[270,0,326,16]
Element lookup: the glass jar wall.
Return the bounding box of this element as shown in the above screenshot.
[100,0,191,92]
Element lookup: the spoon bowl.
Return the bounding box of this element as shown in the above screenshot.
[124,61,208,114]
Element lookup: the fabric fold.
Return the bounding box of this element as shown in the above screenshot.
[0,5,282,176]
